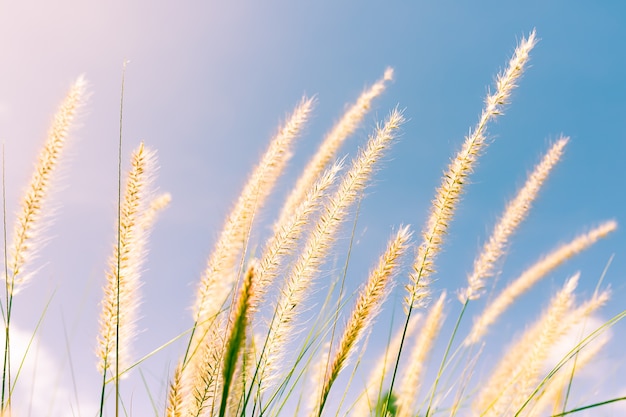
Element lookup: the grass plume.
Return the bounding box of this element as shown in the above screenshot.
[6,76,86,296]
[97,142,159,381]
[2,76,86,413]
[405,29,537,311]
[277,68,393,227]
[461,136,568,303]
[315,225,412,415]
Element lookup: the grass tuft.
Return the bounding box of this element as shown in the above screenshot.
[1,29,624,417]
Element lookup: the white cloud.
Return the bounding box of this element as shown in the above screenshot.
[544,314,610,368]
[0,325,97,417]
[541,314,626,417]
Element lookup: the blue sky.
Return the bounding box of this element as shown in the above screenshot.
[0,1,625,416]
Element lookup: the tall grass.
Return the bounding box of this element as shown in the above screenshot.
[1,30,623,417]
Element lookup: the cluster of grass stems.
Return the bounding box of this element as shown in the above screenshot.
[1,31,624,417]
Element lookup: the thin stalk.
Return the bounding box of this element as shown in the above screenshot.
[138,368,160,417]
[2,293,10,416]
[114,58,127,417]
[561,337,581,415]
[382,306,413,416]
[424,299,469,417]
[98,361,107,416]
[100,59,128,417]
[1,143,6,324]
[560,254,614,414]
[112,326,194,383]
[61,312,81,413]
[550,397,626,416]
[2,143,9,413]
[368,305,399,416]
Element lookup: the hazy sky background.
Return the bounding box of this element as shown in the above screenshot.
[0,1,625,416]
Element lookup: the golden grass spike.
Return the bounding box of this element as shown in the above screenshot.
[97,142,156,375]
[316,225,412,416]
[396,292,447,417]
[476,274,579,416]
[252,161,343,314]
[259,108,404,392]
[466,220,617,346]
[405,30,537,311]
[277,68,393,228]
[461,136,569,303]
[190,96,315,359]
[8,76,86,296]
[184,319,226,417]
[165,363,184,417]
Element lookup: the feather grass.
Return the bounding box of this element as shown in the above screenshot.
[277,68,393,228]
[405,31,537,311]
[461,136,568,303]
[2,76,86,414]
[315,225,412,416]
